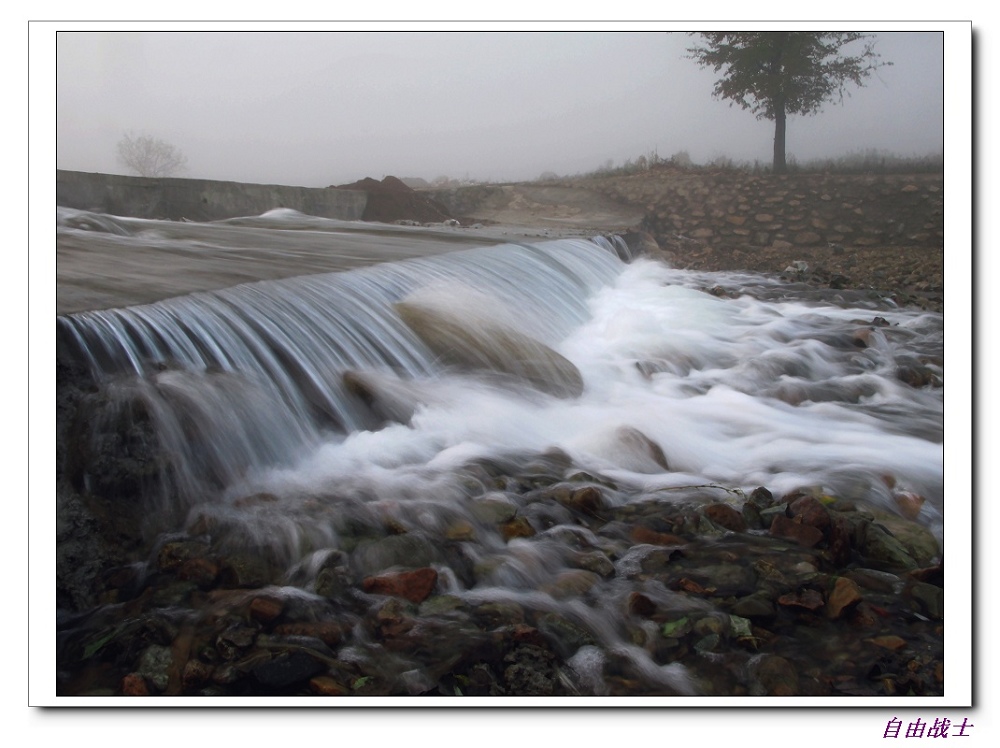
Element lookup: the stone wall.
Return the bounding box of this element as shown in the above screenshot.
[56,170,367,222]
[590,168,944,250]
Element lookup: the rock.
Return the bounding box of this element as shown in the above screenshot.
[248,596,285,624]
[867,635,907,651]
[893,491,926,520]
[769,515,824,547]
[702,503,748,532]
[121,672,151,696]
[731,594,776,620]
[861,523,918,571]
[351,533,440,577]
[252,650,328,690]
[273,622,344,647]
[752,655,800,695]
[396,298,584,398]
[309,675,350,695]
[627,592,656,617]
[631,525,686,546]
[826,576,863,619]
[363,567,439,603]
[503,644,558,696]
[136,644,173,692]
[500,516,537,541]
[542,570,601,599]
[908,581,944,619]
[788,495,832,532]
[777,588,825,612]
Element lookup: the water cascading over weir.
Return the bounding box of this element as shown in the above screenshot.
[57,236,632,520]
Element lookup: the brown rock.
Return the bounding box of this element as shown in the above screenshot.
[769,515,824,547]
[788,495,831,533]
[868,635,907,651]
[181,659,213,691]
[826,576,863,619]
[121,672,150,696]
[309,675,350,695]
[703,503,748,532]
[631,525,686,546]
[777,588,825,612]
[893,491,926,520]
[754,655,800,695]
[363,567,438,603]
[627,592,656,618]
[248,595,285,624]
[501,516,537,541]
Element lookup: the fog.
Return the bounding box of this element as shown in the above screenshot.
[52,28,947,187]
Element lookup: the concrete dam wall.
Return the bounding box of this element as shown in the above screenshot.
[56,170,368,222]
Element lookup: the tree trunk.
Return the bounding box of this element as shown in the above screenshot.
[773,97,787,174]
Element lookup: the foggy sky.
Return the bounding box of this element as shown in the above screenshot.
[55,28,946,187]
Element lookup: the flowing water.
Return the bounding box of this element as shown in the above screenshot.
[56,209,945,696]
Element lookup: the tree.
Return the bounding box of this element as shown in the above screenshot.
[116,132,188,178]
[687,32,890,173]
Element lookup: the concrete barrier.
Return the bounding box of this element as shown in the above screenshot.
[56,170,367,222]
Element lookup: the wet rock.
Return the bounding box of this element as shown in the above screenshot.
[908,581,944,620]
[861,523,918,571]
[702,503,748,532]
[473,601,526,629]
[826,576,863,619]
[787,495,832,534]
[396,298,584,398]
[769,515,824,547]
[500,516,537,541]
[631,525,686,546]
[273,622,344,647]
[248,596,285,625]
[542,570,601,600]
[469,495,519,524]
[309,675,350,695]
[218,553,275,589]
[136,643,173,692]
[731,594,776,620]
[503,644,558,696]
[363,567,438,604]
[777,588,825,612]
[571,550,616,578]
[751,654,800,696]
[351,533,441,577]
[216,624,257,661]
[121,672,151,696]
[252,650,328,690]
[535,612,597,658]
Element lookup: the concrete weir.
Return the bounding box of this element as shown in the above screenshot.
[57,170,368,222]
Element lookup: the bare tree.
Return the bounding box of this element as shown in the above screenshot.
[116,132,188,178]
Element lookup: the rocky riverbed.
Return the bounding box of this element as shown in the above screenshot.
[57,348,943,697]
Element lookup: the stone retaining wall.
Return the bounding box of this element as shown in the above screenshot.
[590,168,943,250]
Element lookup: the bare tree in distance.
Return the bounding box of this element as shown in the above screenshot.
[116,132,188,178]
[686,32,890,174]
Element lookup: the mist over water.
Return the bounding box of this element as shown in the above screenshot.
[56,214,943,695]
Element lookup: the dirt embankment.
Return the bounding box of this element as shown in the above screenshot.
[428,166,945,312]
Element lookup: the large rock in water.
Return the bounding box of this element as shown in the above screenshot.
[395,299,584,398]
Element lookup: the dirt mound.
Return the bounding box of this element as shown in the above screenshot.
[333,176,455,224]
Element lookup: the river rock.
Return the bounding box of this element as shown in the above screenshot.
[363,567,439,603]
[769,515,824,547]
[702,503,748,532]
[826,576,863,619]
[396,298,584,398]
